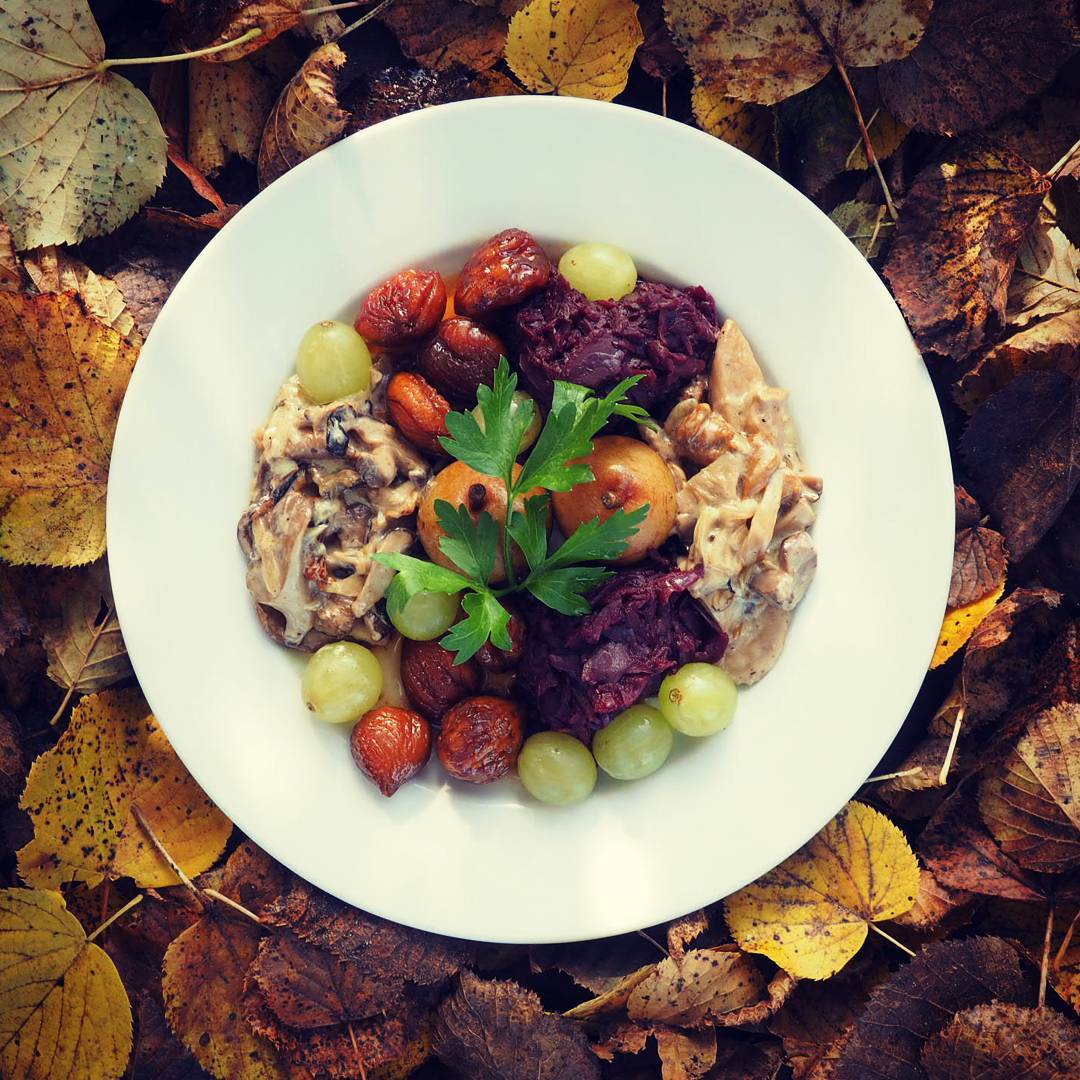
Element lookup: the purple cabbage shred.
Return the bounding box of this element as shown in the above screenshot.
[517,564,728,741]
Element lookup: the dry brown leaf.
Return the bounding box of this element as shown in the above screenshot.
[625,947,765,1028]
[991,96,1080,176]
[18,688,232,889]
[711,1035,785,1080]
[562,965,658,1019]
[470,69,525,97]
[433,970,600,1080]
[891,864,972,932]
[833,937,1025,1080]
[0,2,166,249]
[667,909,710,958]
[691,80,772,160]
[0,887,132,1079]
[40,560,131,695]
[949,527,1007,609]
[921,1002,1080,1079]
[665,0,930,106]
[0,711,25,801]
[188,43,295,175]
[177,0,307,62]
[533,933,662,996]
[22,247,139,343]
[506,0,644,101]
[350,66,476,131]
[831,201,892,261]
[0,291,138,567]
[655,1025,716,1079]
[713,967,798,1028]
[979,699,1080,873]
[959,371,1080,560]
[954,311,1080,412]
[879,0,1080,136]
[726,802,919,979]
[258,43,348,189]
[383,0,507,72]
[1008,211,1080,328]
[883,142,1049,360]
[589,1018,651,1061]
[638,0,686,79]
[770,978,869,1080]
[0,223,21,291]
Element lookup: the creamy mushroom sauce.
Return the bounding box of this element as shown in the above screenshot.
[642,320,821,685]
[238,367,430,649]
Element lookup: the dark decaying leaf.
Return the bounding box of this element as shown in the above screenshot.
[0,710,25,801]
[892,863,973,932]
[833,937,1025,1080]
[920,788,1045,902]
[0,569,32,655]
[711,1033,785,1079]
[770,976,871,1080]
[637,0,686,78]
[920,1002,1080,1079]
[830,201,892,261]
[382,0,507,72]
[532,933,662,994]
[347,66,475,132]
[882,142,1048,359]
[948,527,1007,608]
[955,485,982,529]
[990,96,1080,175]
[433,970,600,1080]
[878,0,1080,136]
[959,371,1080,560]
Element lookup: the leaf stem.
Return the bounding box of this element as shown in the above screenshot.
[50,603,115,725]
[1049,134,1080,181]
[203,888,263,924]
[131,803,203,904]
[834,58,897,222]
[335,0,398,41]
[97,28,263,70]
[938,705,964,787]
[87,893,144,943]
[870,923,915,957]
[864,765,921,784]
[1054,907,1080,970]
[303,0,368,14]
[1039,903,1054,1008]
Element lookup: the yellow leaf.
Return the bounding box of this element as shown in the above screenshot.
[19,688,232,889]
[0,291,138,566]
[725,801,919,979]
[506,0,644,101]
[258,43,348,189]
[0,1,166,249]
[0,887,131,1079]
[22,246,140,344]
[562,964,657,1019]
[691,78,773,160]
[931,578,1007,669]
[164,915,289,1080]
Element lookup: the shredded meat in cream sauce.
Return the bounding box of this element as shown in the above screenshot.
[643,319,821,685]
[238,371,429,649]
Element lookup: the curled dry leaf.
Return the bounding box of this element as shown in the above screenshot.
[691,80,772,161]
[23,246,139,343]
[879,0,1080,136]
[188,42,296,176]
[505,0,644,101]
[882,142,1049,360]
[176,0,306,62]
[18,688,232,889]
[258,43,348,189]
[833,937,1025,1080]
[920,789,1044,903]
[921,1002,1080,1079]
[725,801,919,980]
[959,371,1080,561]
[713,967,798,1028]
[0,291,138,567]
[0,0,166,249]
[949,528,1007,609]
[932,579,1006,669]
[433,970,600,1080]
[40,560,131,695]
[954,312,1080,412]
[562,964,658,1019]
[830,201,891,261]
[383,0,508,73]
[0,887,132,1079]
[877,735,959,801]
[667,908,710,958]
[770,977,870,1080]
[625,947,765,1028]
[664,0,930,107]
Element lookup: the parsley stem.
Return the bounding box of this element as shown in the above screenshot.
[502,472,519,589]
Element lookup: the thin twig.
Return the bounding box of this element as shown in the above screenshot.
[335,0,397,41]
[870,923,916,957]
[348,1023,367,1080]
[131,804,203,905]
[87,894,144,944]
[99,29,263,69]
[636,929,669,957]
[833,59,897,221]
[1039,903,1055,1008]
[50,606,114,725]
[203,888,263,924]
[938,704,965,787]
[303,0,368,14]
[1049,133,1080,180]
[864,765,921,784]
[661,78,669,119]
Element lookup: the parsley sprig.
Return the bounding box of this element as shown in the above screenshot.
[374,359,654,662]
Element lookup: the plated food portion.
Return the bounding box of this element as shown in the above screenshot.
[238,230,821,804]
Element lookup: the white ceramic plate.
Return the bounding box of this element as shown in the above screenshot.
[108,97,952,944]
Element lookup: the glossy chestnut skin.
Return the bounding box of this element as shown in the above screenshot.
[475,612,526,673]
[386,371,450,454]
[436,695,524,783]
[350,706,431,797]
[454,230,552,319]
[418,317,505,402]
[356,269,446,347]
[401,638,480,719]
[552,436,676,564]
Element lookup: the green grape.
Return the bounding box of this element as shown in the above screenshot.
[474,390,541,454]
[517,732,597,805]
[296,320,372,404]
[387,589,461,641]
[658,663,737,737]
[301,641,383,724]
[592,704,673,780]
[558,242,638,302]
